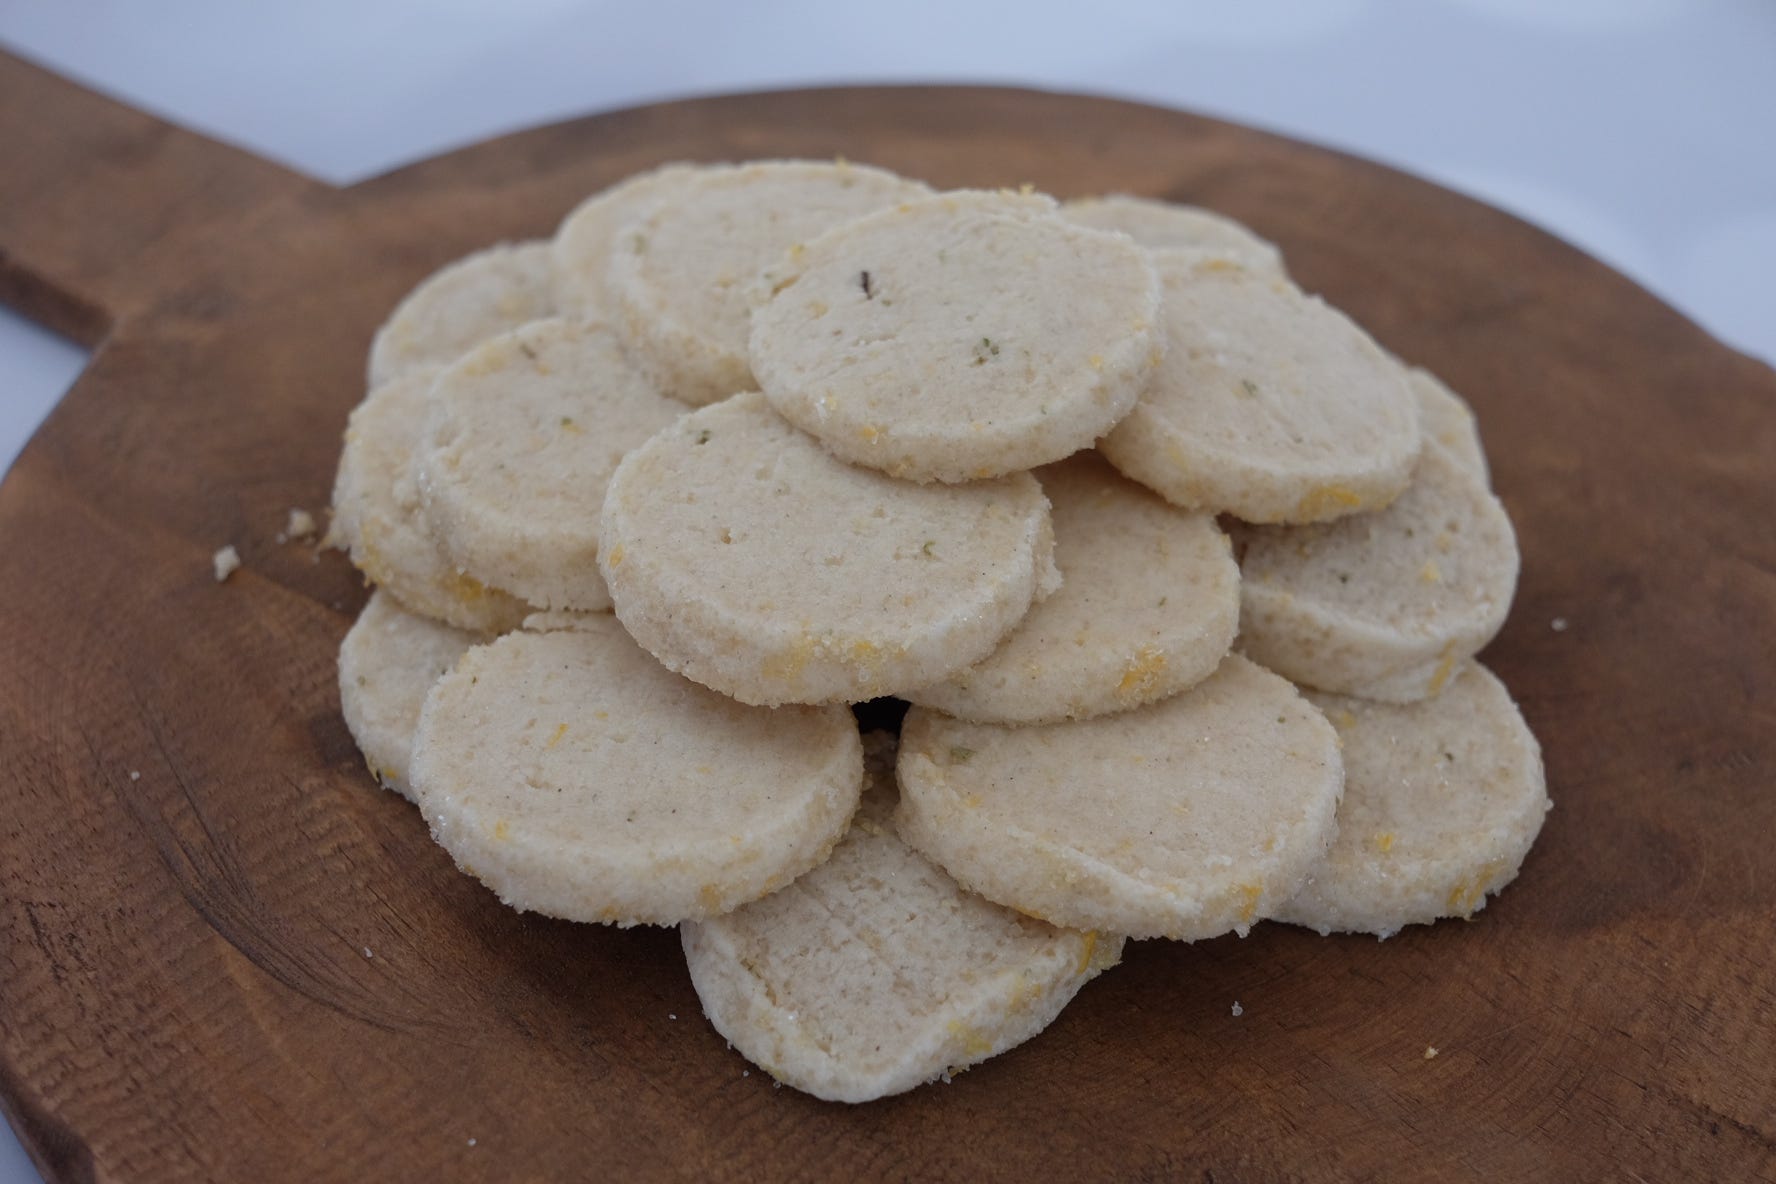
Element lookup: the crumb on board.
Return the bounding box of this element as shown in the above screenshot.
[128,770,141,782]
[281,507,318,543]
[363,947,374,959]
[212,545,241,582]
[1231,1001,1243,1017]
[466,1137,477,1148]
[1550,617,1568,632]
[1423,1046,1439,1060]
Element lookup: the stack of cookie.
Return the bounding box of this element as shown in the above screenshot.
[329,161,1550,1103]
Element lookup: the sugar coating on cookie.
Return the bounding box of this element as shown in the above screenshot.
[1099,251,1420,523]
[896,654,1342,940]
[607,160,930,406]
[1408,366,1489,486]
[1275,663,1549,938]
[1236,442,1519,702]
[367,242,555,389]
[1062,194,1285,274]
[418,318,684,611]
[599,392,1057,706]
[682,733,1122,1103]
[750,191,1162,483]
[328,368,534,633]
[551,162,712,322]
[337,589,486,799]
[906,453,1239,723]
[408,620,863,926]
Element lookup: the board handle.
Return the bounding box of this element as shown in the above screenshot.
[0,50,315,345]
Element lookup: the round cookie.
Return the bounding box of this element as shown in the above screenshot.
[418,317,685,611]
[367,241,555,389]
[1408,365,1490,485]
[906,453,1239,723]
[337,589,486,799]
[1062,194,1285,274]
[1235,442,1519,702]
[607,159,930,406]
[683,733,1123,1103]
[896,654,1343,940]
[749,191,1162,483]
[599,391,1058,706]
[550,162,712,322]
[327,368,534,633]
[1275,663,1550,938]
[1099,250,1421,523]
[408,620,863,926]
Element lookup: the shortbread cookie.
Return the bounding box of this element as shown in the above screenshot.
[1236,443,1518,701]
[608,160,929,405]
[896,654,1342,940]
[551,162,712,321]
[408,620,863,925]
[1408,366,1489,485]
[599,392,1057,706]
[337,589,485,798]
[328,368,533,632]
[906,454,1239,723]
[367,242,555,389]
[683,733,1122,1103]
[1062,194,1285,274]
[418,318,684,611]
[1099,251,1420,523]
[750,191,1162,482]
[1275,663,1549,937]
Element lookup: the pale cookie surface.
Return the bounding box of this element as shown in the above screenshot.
[367,241,555,389]
[408,620,863,926]
[750,191,1162,482]
[551,163,710,321]
[1236,442,1519,702]
[906,453,1239,723]
[682,734,1122,1103]
[1408,366,1490,485]
[599,392,1057,706]
[418,318,684,611]
[1275,663,1549,937]
[896,654,1343,940]
[337,589,485,799]
[1062,194,1285,274]
[327,369,533,632]
[607,160,929,406]
[1099,251,1420,523]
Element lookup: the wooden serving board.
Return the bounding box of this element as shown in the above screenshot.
[1,52,1772,1183]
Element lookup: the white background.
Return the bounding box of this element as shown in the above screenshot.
[1,2,1773,1179]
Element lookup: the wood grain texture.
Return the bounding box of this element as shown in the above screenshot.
[0,53,314,345]
[2,53,1774,1183]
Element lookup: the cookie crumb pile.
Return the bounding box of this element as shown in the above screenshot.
[327,161,1548,1102]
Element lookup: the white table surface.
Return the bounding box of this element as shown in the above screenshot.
[2,1,1773,1178]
